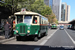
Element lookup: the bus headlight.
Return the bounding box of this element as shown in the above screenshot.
[28,27,30,29]
[17,27,19,29]
[27,30,30,33]
[16,30,18,33]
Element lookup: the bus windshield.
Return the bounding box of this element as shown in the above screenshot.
[60,26,64,28]
[52,24,56,26]
[17,15,23,23]
[24,15,32,24]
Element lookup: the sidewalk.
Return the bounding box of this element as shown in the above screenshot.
[0,30,5,40]
[0,31,15,44]
[0,36,5,40]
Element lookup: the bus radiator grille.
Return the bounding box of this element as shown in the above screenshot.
[20,26,22,33]
[23,26,25,33]
[20,26,25,33]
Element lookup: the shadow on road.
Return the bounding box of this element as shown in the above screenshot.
[69,29,75,31]
[16,34,46,42]
[0,44,75,50]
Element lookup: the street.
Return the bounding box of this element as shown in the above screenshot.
[0,28,75,50]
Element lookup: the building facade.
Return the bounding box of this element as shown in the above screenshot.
[49,0,53,8]
[61,3,67,21]
[44,0,50,6]
[52,0,61,21]
[61,3,70,21]
[44,0,61,21]
[67,5,70,21]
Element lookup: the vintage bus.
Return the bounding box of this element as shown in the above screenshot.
[14,11,49,41]
[51,23,57,29]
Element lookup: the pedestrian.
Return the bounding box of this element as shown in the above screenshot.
[4,21,11,39]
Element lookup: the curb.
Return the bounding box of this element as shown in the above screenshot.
[0,37,16,44]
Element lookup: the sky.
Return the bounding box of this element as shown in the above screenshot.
[62,0,75,21]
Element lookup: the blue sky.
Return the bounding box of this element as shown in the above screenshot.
[62,0,75,21]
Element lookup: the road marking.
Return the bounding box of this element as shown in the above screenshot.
[62,46,75,48]
[50,46,74,48]
[40,29,58,45]
[34,47,40,50]
[64,29,75,44]
[40,40,48,45]
[47,28,59,40]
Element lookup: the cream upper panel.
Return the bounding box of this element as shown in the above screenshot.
[14,11,39,15]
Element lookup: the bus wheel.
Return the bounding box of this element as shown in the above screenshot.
[34,36,38,41]
[38,33,41,39]
[16,36,21,41]
[44,32,48,36]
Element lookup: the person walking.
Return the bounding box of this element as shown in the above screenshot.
[4,21,11,39]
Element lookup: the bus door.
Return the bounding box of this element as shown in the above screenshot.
[32,16,39,34]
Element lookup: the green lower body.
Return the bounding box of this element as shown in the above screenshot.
[51,26,57,29]
[14,25,48,41]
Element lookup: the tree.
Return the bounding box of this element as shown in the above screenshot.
[45,12,57,24]
[1,0,19,14]
[30,0,46,13]
[51,13,56,23]
[41,6,52,16]
[1,0,36,13]
[17,0,36,11]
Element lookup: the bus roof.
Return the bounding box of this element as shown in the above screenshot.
[14,11,39,15]
[14,11,48,20]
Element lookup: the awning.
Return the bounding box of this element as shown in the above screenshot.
[69,19,75,24]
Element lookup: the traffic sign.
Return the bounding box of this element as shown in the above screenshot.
[21,8,26,12]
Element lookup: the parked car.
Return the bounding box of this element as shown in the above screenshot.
[60,26,64,30]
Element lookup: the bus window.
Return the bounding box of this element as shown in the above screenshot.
[24,15,32,24]
[17,15,23,23]
[33,17,37,24]
[39,16,41,24]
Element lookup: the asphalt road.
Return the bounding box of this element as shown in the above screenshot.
[1,29,56,45]
[0,28,75,50]
[45,29,75,47]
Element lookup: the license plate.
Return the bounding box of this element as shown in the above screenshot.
[20,33,25,34]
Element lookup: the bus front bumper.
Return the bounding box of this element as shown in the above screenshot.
[14,33,38,37]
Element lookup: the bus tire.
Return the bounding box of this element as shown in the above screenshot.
[34,36,38,41]
[16,36,21,41]
[45,33,47,36]
[44,31,48,36]
[38,33,41,39]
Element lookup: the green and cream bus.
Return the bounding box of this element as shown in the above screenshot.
[14,11,49,41]
[51,23,57,29]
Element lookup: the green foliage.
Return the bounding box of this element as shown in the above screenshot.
[41,6,52,16]
[1,0,58,23]
[55,20,58,24]
[31,0,45,13]
[17,0,35,11]
[45,12,57,24]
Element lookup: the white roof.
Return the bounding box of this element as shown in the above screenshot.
[14,11,48,20]
[14,11,39,15]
